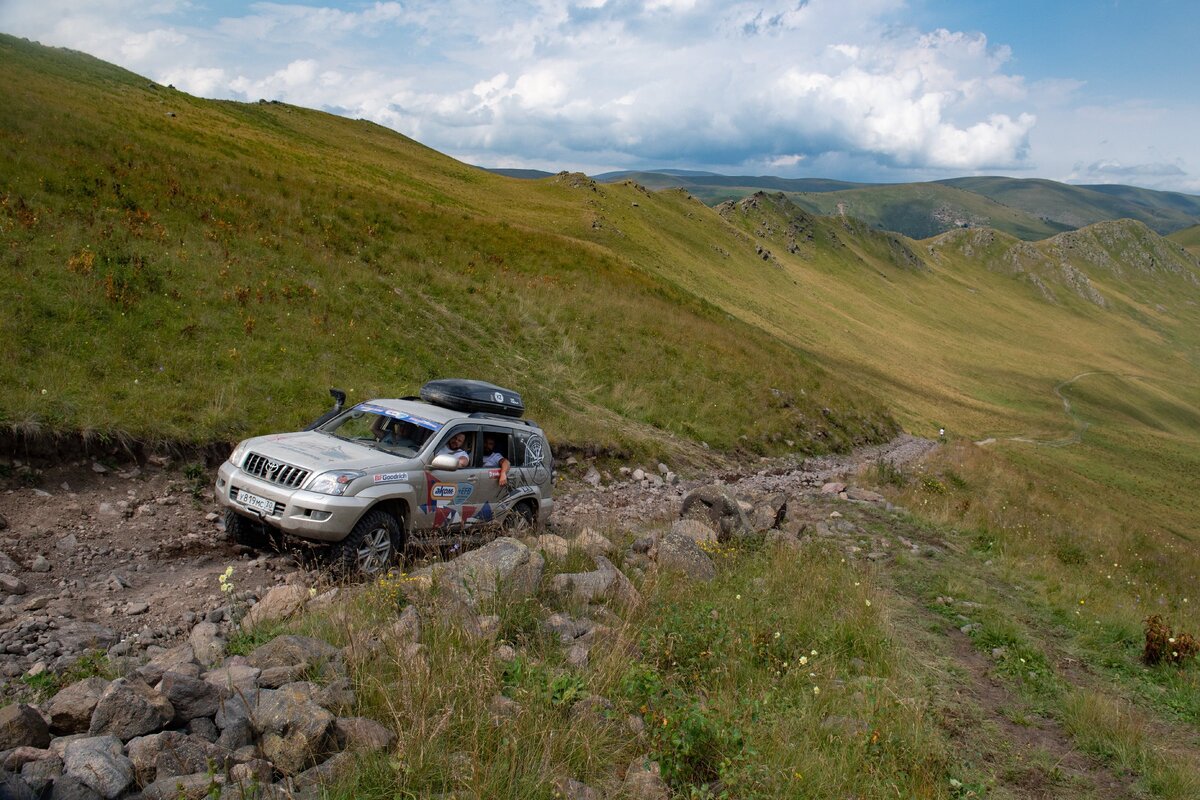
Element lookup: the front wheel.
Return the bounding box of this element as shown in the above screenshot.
[336,509,402,576]
[224,509,275,550]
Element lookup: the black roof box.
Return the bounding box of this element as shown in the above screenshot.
[419,379,525,418]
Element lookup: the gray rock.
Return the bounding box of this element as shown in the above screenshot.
[140,643,201,684]
[845,487,886,504]
[256,664,307,689]
[531,534,570,560]
[565,643,589,668]
[63,736,133,799]
[669,518,716,544]
[21,753,65,794]
[56,623,118,655]
[544,613,594,643]
[550,556,641,608]
[0,771,36,800]
[215,717,253,752]
[390,604,421,645]
[153,733,222,781]
[159,673,219,722]
[680,485,751,541]
[47,773,103,800]
[583,466,602,487]
[251,686,334,775]
[29,557,51,574]
[46,677,110,735]
[189,623,225,668]
[572,528,614,556]
[290,750,354,790]
[186,717,218,743]
[248,635,341,673]
[623,756,669,800]
[654,532,716,581]
[124,602,149,616]
[3,746,53,772]
[0,704,51,749]
[333,717,395,752]
[0,575,27,595]
[241,584,308,630]
[88,678,174,741]
[488,695,522,726]
[203,664,260,697]
[553,776,601,800]
[410,537,544,610]
[126,733,166,785]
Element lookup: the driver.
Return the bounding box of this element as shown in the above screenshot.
[438,431,470,468]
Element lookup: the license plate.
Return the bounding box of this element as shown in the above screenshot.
[236,488,275,515]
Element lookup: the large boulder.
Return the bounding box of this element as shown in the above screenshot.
[248,635,342,672]
[0,771,36,800]
[411,538,544,610]
[680,485,751,541]
[744,490,788,531]
[241,584,309,630]
[159,673,220,723]
[669,518,716,544]
[139,643,201,683]
[153,733,223,781]
[46,677,110,735]
[572,529,615,556]
[251,685,335,775]
[88,678,174,741]
[0,704,51,750]
[623,756,669,800]
[333,717,395,752]
[550,556,641,608]
[141,772,221,800]
[189,623,225,668]
[654,532,716,581]
[21,753,64,795]
[62,736,133,799]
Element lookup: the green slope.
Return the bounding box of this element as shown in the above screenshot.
[593,171,870,205]
[1168,223,1200,257]
[941,176,1200,235]
[0,34,894,457]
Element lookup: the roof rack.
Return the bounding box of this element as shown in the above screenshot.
[467,412,538,427]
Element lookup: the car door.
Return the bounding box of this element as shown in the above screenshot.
[420,424,494,531]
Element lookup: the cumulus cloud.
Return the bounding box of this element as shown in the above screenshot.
[0,0,1065,178]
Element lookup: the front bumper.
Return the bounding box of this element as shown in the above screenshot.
[215,461,368,543]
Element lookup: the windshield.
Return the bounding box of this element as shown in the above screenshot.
[319,403,441,457]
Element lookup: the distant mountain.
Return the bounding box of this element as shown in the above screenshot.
[593,170,1200,241]
[481,167,556,179]
[938,177,1200,236]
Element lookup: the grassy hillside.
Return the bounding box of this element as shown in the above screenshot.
[942,176,1200,235]
[593,171,870,204]
[0,34,894,458]
[1169,223,1200,257]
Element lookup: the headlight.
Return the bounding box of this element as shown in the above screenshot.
[307,470,363,496]
[228,440,250,468]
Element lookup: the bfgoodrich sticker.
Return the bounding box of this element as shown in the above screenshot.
[373,472,409,483]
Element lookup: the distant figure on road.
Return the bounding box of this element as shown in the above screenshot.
[938,427,946,440]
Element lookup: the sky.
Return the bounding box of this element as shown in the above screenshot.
[2,0,1198,192]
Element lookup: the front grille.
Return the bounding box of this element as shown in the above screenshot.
[241,452,311,488]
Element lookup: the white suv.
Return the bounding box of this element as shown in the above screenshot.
[215,381,553,574]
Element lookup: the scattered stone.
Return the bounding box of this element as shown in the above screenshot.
[0,574,28,596]
[159,673,220,722]
[820,482,846,494]
[565,643,589,668]
[489,694,522,726]
[47,677,110,735]
[624,756,670,800]
[251,685,335,775]
[669,518,716,544]
[0,703,52,749]
[141,772,221,800]
[531,534,570,560]
[189,623,225,668]
[63,735,133,799]
[390,605,421,644]
[583,466,602,487]
[654,532,716,581]
[88,677,174,741]
[124,602,150,616]
[680,485,751,541]
[30,556,52,573]
[21,753,64,795]
[407,537,544,610]
[553,776,601,800]
[241,584,309,630]
[550,556,640,608]
[248,635,341,673]
[572,528,614,556]
[845,487,887,504]
[333,716,395,752]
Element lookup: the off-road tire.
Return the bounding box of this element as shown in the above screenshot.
[224,509,274,550]
[336,509,402,576]
[503,501,536,536]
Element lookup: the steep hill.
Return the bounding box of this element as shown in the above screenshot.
[0,34,894,457]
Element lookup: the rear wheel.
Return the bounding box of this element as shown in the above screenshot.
[502,501,536,536]
[336,509,402,576]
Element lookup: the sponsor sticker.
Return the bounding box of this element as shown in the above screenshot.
[373,472,408,483]
[431,483,458,499]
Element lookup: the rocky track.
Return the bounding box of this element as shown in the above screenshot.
[0,434,936,692]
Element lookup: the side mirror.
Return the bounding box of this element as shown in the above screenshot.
[430,454,461,470]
